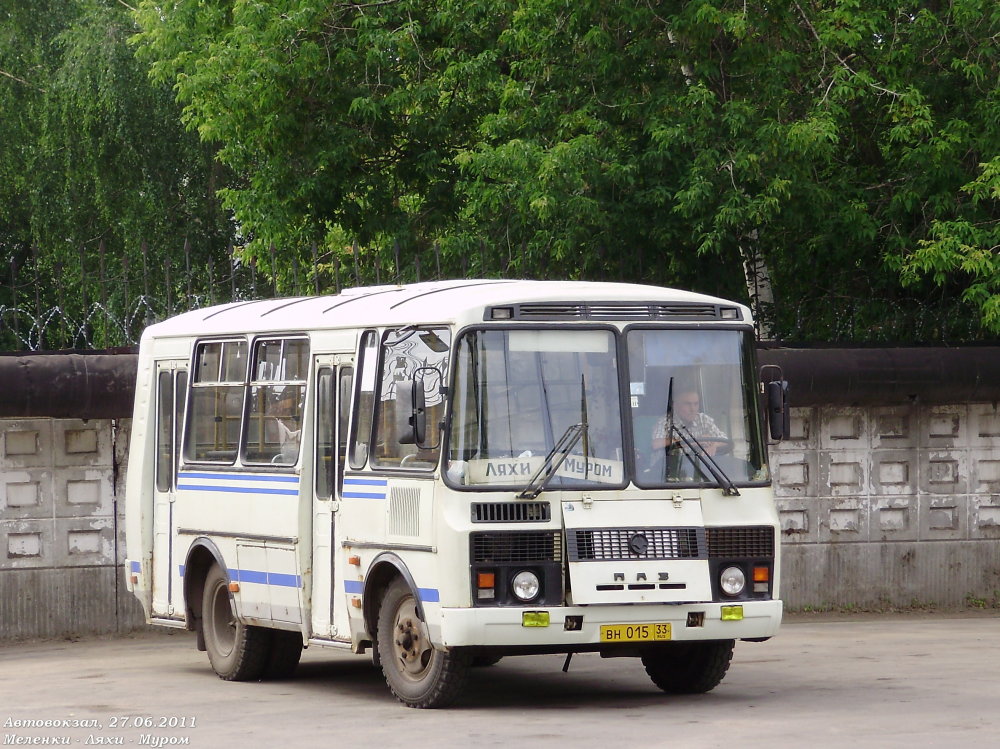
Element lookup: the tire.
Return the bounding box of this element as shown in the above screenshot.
[201,564,270,681]
[640,640,735,694]
[376,578,469,708]
[264,629,303,680]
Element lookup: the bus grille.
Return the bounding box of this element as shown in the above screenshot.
[471,502,551,523]
[471,531,562,563]
[705,526,775,558]
[567,527,705,562]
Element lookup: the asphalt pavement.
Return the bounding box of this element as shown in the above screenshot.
[1,611,997,748]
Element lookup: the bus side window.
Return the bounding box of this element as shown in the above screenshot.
[315,368,334,499]
[372,327,451,469]
[349,331,378,469]
[243,338,308,466]
[338,367,353,492]
[155,371,174,492]
[186,340,246,463]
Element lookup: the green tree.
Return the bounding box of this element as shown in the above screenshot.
[125,1,999,342]
[1,0,234,349]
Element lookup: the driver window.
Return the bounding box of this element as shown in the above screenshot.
[371,327,451,469]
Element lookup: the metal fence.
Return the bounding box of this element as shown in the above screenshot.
[0,239,501,352]
[0,239,987,351]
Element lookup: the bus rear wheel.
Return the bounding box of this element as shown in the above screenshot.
[376,578,469,708]
[640,639,735,694]
[202,563,270,681]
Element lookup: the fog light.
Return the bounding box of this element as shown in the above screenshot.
[720,566,746,597]
[721,605,744,621]
[512,570,540,602]
[522,611,550,627]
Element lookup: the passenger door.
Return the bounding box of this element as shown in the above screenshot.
[311,356,354,640]
[151,361,187,619]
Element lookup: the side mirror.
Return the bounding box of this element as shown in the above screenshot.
[395,378,427,445]
[766,380,790,441]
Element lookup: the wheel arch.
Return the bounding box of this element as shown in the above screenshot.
[362,552,423,638]
[183,538,229,650]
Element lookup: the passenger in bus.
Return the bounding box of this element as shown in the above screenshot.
[274,389,303,461]
[651,387,727,456]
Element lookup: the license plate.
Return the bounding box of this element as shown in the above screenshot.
[599,622,672,643]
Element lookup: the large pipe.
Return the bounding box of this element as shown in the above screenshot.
[758,346,1000,407]
[0,353,138,419]
[0,346,998,420]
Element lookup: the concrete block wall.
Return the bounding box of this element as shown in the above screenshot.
[0,418,144,640]
[774,403,1000,608]
[3,403,1000,639]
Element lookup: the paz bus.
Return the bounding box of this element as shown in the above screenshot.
[124,279,788,708]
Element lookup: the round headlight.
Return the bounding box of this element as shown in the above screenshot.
[720,566,746,597]
[511,570,541,602]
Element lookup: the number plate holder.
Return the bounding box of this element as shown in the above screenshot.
[599,622,672,643]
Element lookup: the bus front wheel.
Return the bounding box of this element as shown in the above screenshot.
[640,639,735,694]
[202,564,270,681]
[376,578,469,708]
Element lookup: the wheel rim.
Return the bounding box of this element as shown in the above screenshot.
[391,595,434,682]
[209,581,237,657]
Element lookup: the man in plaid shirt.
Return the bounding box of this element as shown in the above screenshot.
[652,388,728,457]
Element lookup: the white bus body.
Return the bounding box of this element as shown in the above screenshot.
[124,280,785,707]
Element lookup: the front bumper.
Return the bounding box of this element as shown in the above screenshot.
[437,599,782,649]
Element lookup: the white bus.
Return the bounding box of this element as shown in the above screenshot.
[124,279,787,708]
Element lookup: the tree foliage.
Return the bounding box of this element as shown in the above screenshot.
[4,1,998,345]
[0,0,233,348]
[131,0,1000,341]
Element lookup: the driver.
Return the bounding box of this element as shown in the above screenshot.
[652,388,727,456]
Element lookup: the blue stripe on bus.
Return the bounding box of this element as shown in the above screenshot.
[176,484,299,496]
[342,477,387,499]
[417,588,440,603]
[178,472,300,484]
[342,580,439,603]
[177,565,300,588]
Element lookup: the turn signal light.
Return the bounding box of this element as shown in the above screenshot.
[228,582,240,593]
[477,572,496,588]
[753,566,770,582]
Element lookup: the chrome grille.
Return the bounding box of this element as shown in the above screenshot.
[567,527,705,562]
[471,502,551,523]
[706,526,775,558]
[471,531,563,563]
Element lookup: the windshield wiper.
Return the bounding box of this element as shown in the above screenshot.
[668,424,740,497]
[518,422,585,499]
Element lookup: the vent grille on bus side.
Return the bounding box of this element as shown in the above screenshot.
[705,526,775,558]
[567,528,705,562]
[471,502,551,523]
[388,486,421,537]
[507,302,729,321]
[471,531,563,563]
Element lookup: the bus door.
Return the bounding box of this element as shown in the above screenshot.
[311,355,354,640]
[151,361,187,619]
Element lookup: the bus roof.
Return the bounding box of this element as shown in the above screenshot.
[141,279,750,340]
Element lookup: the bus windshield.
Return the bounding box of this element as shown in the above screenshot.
[628,328,768,487]
[445,326,768,491]
[446,329,625,490]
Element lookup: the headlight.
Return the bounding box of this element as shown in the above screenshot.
[720,566,746,597]
[511,570,541,602]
